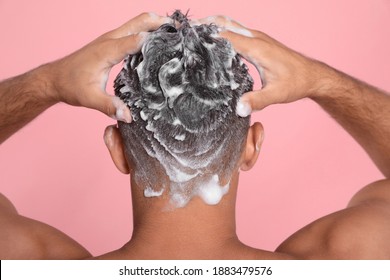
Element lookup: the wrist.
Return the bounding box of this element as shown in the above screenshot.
[29,63,60,106]
[308,60,353,102]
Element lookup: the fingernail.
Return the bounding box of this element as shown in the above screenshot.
[116,107,132,123]
[112,97,132,123]
[226,26,253,37]
[168,18,176,25]
[236,99,252,117]
[217,26,225,33]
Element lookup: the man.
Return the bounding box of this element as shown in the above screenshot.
[0,12,389,259]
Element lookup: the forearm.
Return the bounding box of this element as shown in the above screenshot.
[311,62,390,178]
[0,65,57,144]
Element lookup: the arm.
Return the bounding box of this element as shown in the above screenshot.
[206,16,390,177]
[0,68,55,144]
[0,13,171,144]
[310,66,390,178]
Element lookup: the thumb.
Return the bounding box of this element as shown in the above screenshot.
[87,91,132,123]
[236,87,277,116]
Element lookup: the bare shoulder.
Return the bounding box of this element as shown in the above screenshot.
[276,180,390,259]
[347,179,390,207]
[0,193,91,259]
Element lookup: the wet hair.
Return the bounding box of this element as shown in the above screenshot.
[114,10,253,207]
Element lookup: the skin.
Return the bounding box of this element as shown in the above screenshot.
[1,14,390,259]
[0,12,172,144]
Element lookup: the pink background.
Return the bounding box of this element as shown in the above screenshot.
[0,0,389,256]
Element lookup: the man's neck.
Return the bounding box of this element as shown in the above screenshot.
[95,174,296,260]
[121,176,243,259]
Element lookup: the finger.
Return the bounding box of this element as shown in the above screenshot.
[197,15,254,37]
[198,15,277,42]
[198,15,246,29]
[236,87,278,116]
[220,30,259,62]
[221,30,268,90]
[86,91,132,123]
[108,32,149,65]
[105,12,171,39]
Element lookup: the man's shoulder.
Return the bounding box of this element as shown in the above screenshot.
[276,179,390,259]
[0,193,91,259]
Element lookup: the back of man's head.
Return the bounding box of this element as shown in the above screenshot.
[115,10,253,207]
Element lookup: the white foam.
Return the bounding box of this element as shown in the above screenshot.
[167,58,182,74]
[142,130,200,184]
[145,122,154,132]
[112,96,131,123]
[174,134,186,141]
[230,80,239,90]
[165,86,184,107]
[148,101,166,110]
[153,113,161,120]
[172,118,182,125]
[120,85,130,93]
[144,187,164,197]
[165,164,199,183]
[136,60,145,80]
[197,175,230,205]
[170,192,190,208]
[140,110,148,121]
[236,100,252,117]
[144,84,157,93]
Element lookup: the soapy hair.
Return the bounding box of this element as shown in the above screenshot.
[114,10,253,207]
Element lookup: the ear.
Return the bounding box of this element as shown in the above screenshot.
[240,122,264,171]
[103,125,130,174]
